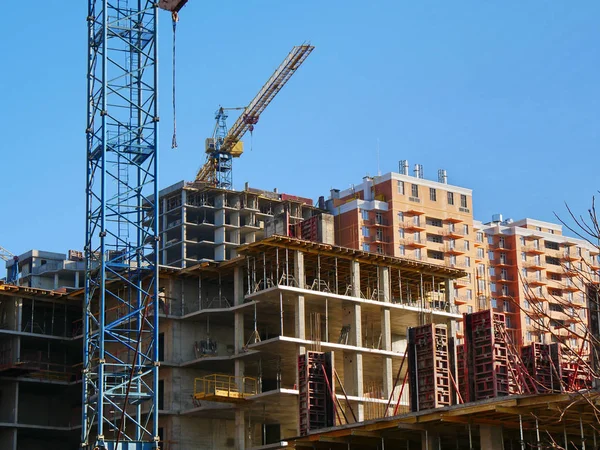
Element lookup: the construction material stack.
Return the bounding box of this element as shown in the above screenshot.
[520,342,562,393]
[408,323,452,412]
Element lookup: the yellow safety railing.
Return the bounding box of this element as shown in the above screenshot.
[193,374,257,402]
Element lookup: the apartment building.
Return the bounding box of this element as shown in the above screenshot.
[473,216,600,349]
[156,181,333,267]
[327,162,477,314]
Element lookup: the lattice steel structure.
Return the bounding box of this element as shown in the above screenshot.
[84,1,162,448]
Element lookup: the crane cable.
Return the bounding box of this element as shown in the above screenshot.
[171,12,179,149]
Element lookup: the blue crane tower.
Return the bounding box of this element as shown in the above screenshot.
[83,1,188,449]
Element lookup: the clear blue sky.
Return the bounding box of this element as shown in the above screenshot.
[1,2,599,277]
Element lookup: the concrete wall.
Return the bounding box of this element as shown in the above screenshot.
[0,381,18,422]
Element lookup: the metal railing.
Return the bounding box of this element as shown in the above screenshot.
[193,374,257,401]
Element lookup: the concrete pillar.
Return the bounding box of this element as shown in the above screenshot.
[351,260,360,298]
[181,190,187,265]
[445,278,455,308]
[53,273,59,290]
[480,424,503,450]
[161,196,168,266]
[74,271,80,288]
[235,409,246,450]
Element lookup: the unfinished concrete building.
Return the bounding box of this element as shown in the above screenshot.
[6,250,85,291]
[0,283,81,450]
[155,236,463,449]
[156,181,334,267]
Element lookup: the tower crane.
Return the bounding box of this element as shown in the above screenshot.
[196,44,314,189]
[0,246,18,284]
[84,1,188,449]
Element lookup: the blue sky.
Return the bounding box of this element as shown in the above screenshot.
[0,2,598,276]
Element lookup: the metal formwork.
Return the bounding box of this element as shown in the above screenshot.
[521,342,562,393]
[408,323,451,412]
[456,343,469,403]
[464,310,512,400]
[298,352,334,435]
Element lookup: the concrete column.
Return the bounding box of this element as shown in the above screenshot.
[351,260,360,298]
[161,197,168,266]
[181,190,187,265]
[480,425,503,450]
[234,265,246,449]
[74,271,80,288]
[235,409,245,450]
[53,273,59,290]
[445,278,455,308]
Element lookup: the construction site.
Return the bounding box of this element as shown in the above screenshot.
[1,1,599,450]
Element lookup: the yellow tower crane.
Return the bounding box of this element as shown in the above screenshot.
[195,44,314,188]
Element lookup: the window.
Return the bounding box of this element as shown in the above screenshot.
[490,282,497,293]
[427,233,443,244]
[362,243,370,252]
[526,332,533,342]
[467,290,473,300]
[464,240,470,251]
[411,184,419,198]
[447,192,454,205]
[476,232,483,243]
[521,252,527,261]
[426,217,443,227]
[487,236,494,245]
[428,250,444,260]
[449,255,457,265]
[399,228,405,239]
[477,264,485,276]
[414,231,420,242]
[463,224,469,235]
[465,256,471,267]
[491,299,497,308]
[362,226,370,237]
[545,241,560,250]
[477,248,484,258]
[415,248,422,259]
[460,194,468,208]
[158,379,164,410]
[467,306,473,314]
[362,210,369,221]
[520,237,526,246]
[489,267,495,277]
[158,333,165,362]
[525,316,531,325]
[413,215,420,226]
[523,300,530,310]
[397,181,405,195]
[429,188,437,201]
[488,251,495,260]
[397,211,404,222]
[399,245,405,256]
[546,256,560,266]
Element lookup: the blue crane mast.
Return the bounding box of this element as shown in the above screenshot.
[83,1,188,449]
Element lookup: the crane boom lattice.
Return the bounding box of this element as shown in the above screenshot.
[196,44,314,188]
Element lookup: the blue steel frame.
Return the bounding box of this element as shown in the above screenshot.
[212,107,234,190]
[84,1,159,449]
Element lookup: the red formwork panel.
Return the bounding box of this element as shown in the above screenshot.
[456,343,469,403]
[464,310,513,401]
[521,343,562,393]
[298,351,334,436]
[408,323,451,412]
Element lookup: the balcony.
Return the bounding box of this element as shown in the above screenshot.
[494,258,515,267]
[402,221,426,231]
[497,290,515,299]
[523,245,544,255]
[454,295,469,305]
[525,275,546,286]
[442,228,466,239]
[561,251,579,262]
[496,273,515,283]
[491,242,512,251]
[445,259,466,269]
[454,276,470,288]
[523,260,545,270]
[400,237,426,248]
[368,218,390,227]
[444,243,466,255]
